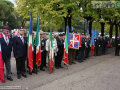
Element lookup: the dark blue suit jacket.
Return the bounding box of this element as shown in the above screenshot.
[56,37,64,55]
[12,35,27,57]
[0,35,12,60]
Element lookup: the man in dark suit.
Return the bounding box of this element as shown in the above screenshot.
[55,34,64,69]
[40,32,46,71]
[86,35,90,58]
[115,34,120,56]
[83,34,87,60]
[0,25,13,81]
[78,34,84,63]
[94,35,100,56]
[81,34,86,60]
[99,35,103,55]
[32,32,37,73]
[13,27,27,79]
[102,35,107,55]
[43,32,48,68]
[28,32,37,75]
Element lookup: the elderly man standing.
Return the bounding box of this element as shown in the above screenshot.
[55,34,64,69]
[0,25,13,81]
[13,27,27,79]
[46,33,58,69]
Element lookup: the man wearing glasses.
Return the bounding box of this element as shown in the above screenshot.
[13,27,27,79]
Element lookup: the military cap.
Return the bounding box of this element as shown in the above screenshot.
[59,33,63,36]
[62,33,65,35]
[40,30,44,34]
[2,25,10,30]
[19,26,23,29]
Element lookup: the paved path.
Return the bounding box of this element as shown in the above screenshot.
[0,47,120,90]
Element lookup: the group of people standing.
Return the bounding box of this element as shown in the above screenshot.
[0,25,111,82]
[68,32,110,65]
[0,26,66,81]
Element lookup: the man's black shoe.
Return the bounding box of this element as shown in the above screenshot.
[69,63,72,65]
[29,72,32,75]
[44,66,47,68]
[55,66,59,69]
[79,60,83,63]
[59,66,64,68]
[71,62,76,64]
[17,74,21,79]
[40,68,45,71]
[22,74,27,78]
[7,77,13,81]
[32,70,37,74]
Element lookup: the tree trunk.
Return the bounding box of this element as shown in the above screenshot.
[68,16,71,32]
[89,21,92,37]
[100,22,105,37]
[115,24,118,39]
[109,23,113,38]
[64,16,71,33]
[64,17,67,33]
[119,25,120,34]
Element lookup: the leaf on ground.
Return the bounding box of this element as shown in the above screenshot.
[26,87,28,89]
[55,80,57,82]
[92,81,94,82]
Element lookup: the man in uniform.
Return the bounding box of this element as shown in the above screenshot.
[81,34,86,60]
[32,32,37,73]
[115,34,120,56]
[103,35,107,55]
[55,34,64,69]
[13,27,27,79]
[99,35,103,55]
[78,34,84,63]
[83,34,87,60]
[46,33,58,70]
[68,31,76,65]
[86,34,90,58]
[0,25,13,81]
[40,31,46,71]
[43,32,48,68]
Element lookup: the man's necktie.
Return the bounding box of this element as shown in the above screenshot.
[5,36,9,45]
[21,36,24,44]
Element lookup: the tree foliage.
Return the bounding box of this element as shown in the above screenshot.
[0,0,14,21]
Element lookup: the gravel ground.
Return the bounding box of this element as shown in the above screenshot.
[0,47,120,90]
